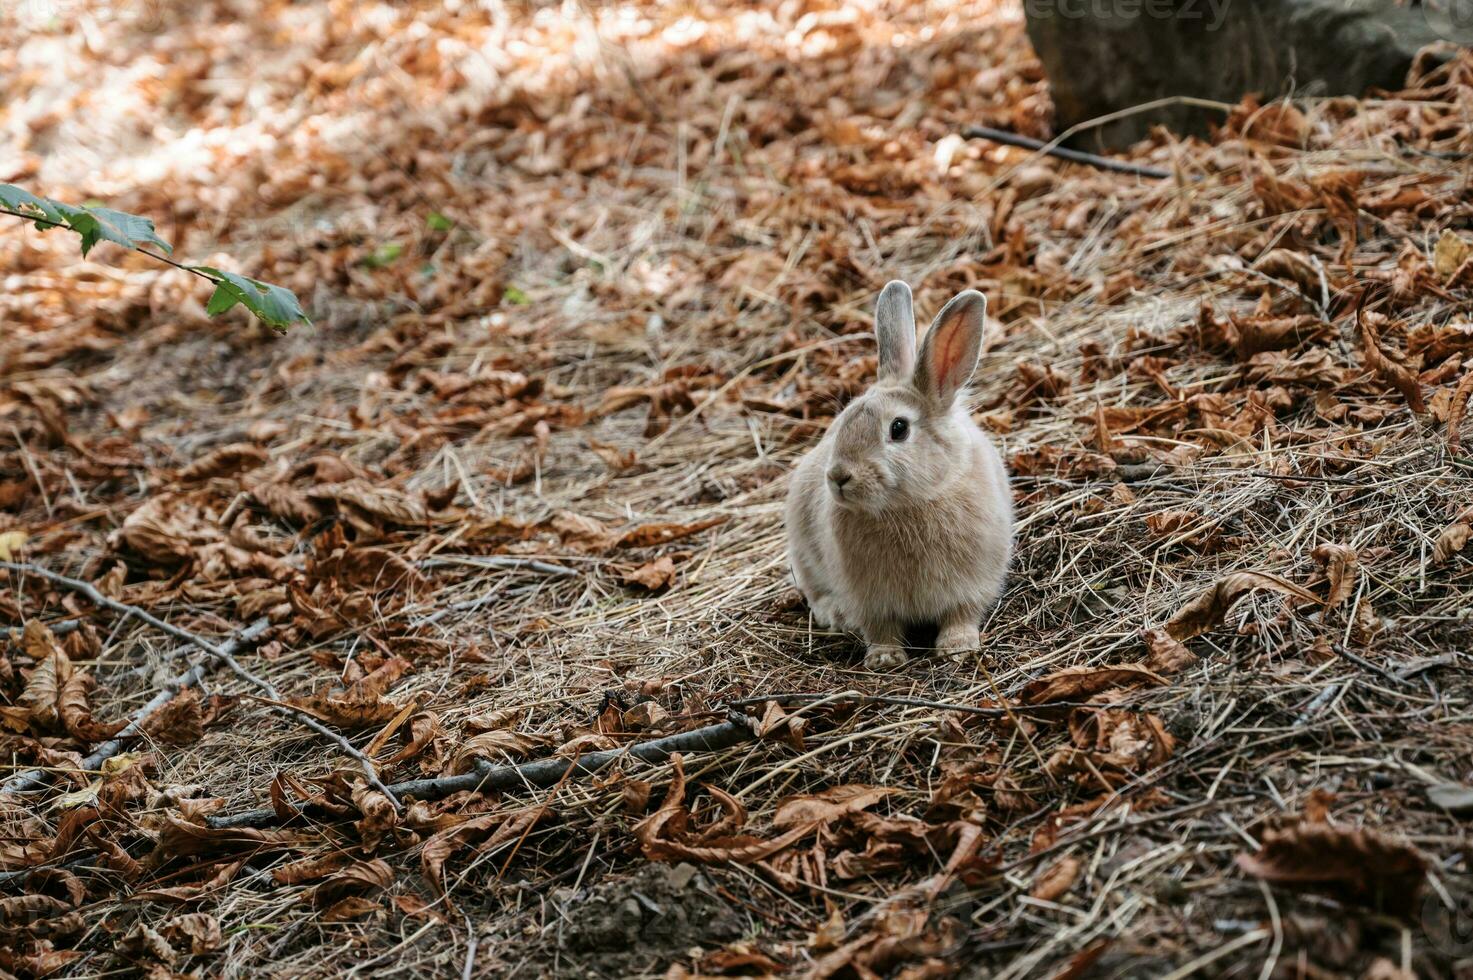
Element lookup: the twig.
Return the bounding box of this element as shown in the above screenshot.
[418,556,578,577]
[962,125,1175,180]
[1,618,272,795]
[207,715,755,830]
[0,206,222,288]
[1329,642,1413,689]
[1292,683,1342,728]
[725,691,1160,717]
[461,912,479,980]
[3,618,81,643]
[0,561,401,809]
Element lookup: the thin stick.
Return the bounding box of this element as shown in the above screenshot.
[725,691,1159,716]
[0,561,400,809]
[3,619,81,642]
[207,715,754,830]
[1,619,272,795]
[962,125,1174,180]
[0,206,221,287]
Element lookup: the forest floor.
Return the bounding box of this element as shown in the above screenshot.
[3,1,1473,977]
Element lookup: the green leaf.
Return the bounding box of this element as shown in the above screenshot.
[1,186,171,254]
[49,201,173,257]
[426,212,454,232]
[0,183,65,227]
[502,284,529,306]
[194,266,311,331]
[2,183,304,333]
[362,242,403,268]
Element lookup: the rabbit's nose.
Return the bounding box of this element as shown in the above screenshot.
[827,466,852,493]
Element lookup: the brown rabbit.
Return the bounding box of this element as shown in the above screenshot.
[785,281,1013,669]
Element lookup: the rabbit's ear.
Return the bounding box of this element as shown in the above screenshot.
[915,290,986,408]
[875,280,916,382]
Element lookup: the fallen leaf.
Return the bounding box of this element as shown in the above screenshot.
[1311,543,1359,609]
[449,729,549,773]
[1140,628,1197,674]
[1029,855,1080,902]
[622,555,677,591]
[1358,310,1425,414]
[177,443,269,482]
[1432,510,1472,564]
[617,517,724,549]
[1163,571,1319,641]
[1434,230,1471,282]
[1447,366,1473,455]
[1236,822,1426,915]
[0,530,26,561]
[1021,665,1168,704]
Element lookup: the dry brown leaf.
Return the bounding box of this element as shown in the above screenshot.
[1021,666,1168,704]
[616,516,724,549]
[159,913,222,955]
[635,755,810,865]
[588,437,638,472]
[308,480,429,528]
[1433,230,1471,283]
[622,555,677,591]
[1358,310,1426,414]
[1448,365,1473,455]
[449,729,549,773]
[771,785,896,830]
[385,710,447,772]
[1254,248,1321,295]
[1236,822,1426,915]
[1229,313,1330,359]
[272,852,356,886]
[1311,543,1359,609]
[420,807,546,901]
[621,701,667,729]
[752,700,807,750]
[1140,628,1197,675]
[177,443,269,482]
[1143,509,1203,538]
[1432,510,1472,564]
[305,859,393,909]
[250,482,322,526]
[289,688,403,732]
[1163,571,1319,641]
[1029,855,1081,902]
[311,546,425,592]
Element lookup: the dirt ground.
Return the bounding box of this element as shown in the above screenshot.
[2,1,1472,977]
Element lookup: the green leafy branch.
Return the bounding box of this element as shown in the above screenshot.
[1,183,310,331]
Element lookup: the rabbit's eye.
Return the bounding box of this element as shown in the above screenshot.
[889,417,909,442]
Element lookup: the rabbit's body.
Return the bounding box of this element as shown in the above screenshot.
[785,282,1013,669]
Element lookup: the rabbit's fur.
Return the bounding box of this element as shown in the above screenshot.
[785,281,1013,669]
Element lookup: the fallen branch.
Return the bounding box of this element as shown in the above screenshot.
[0,561,401,809]
[1,618,271,795]
[962,124,1175,180]
[208,715,755,829]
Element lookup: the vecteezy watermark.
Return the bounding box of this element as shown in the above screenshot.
[1423,0,1473,45]
[1422,879,1473,959]
[1023,0,1232,32]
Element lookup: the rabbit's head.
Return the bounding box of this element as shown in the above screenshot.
[822,281,989,513]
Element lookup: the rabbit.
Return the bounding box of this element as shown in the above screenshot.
[785,281,1013,670]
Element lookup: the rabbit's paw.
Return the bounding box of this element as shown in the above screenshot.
[864,644,909,671]
[807,596,842,630]
[936,624,980,657]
